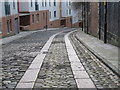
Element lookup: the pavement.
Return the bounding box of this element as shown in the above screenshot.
[1,28,61,45]
[73,29,119,76]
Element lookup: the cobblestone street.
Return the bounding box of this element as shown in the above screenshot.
[1,0,120,89]
[2,29,66,88]
[1,28,120,89]
[69,32,120,89]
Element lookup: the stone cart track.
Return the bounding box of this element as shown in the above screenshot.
[69,31,120,89]
[2,29,68,89]
[34,31,77,89]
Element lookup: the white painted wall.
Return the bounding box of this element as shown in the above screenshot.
[62,0,72,17]
[0,1,3,18]
[10,0,18,15]
[61,0,82,24]
[38,0,60,21]
[0,0,18,17]
[72,7,82,24]
[48,0,60,21]
[19,0,35,12]
[38,0,49,10]
[19,2,29,12]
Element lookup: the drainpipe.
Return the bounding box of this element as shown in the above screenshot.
[86,2,89,34]
[99,2,101,40]
[104,1,107,43]
[17,0,20,12]
[84,2,86,33]
[46,12,48,30]
[82,2,84,31]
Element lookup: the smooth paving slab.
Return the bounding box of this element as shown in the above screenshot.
[71,63,85,71]
[65,31,96,89]
[73,71,90,79]
[75,30,119,74]
[16,82,34,89]
[18,69,39,83]
[76,79,96,88]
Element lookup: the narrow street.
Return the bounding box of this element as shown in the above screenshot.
[2,28,70,88]
[1,28,120,89]
[1,0,120,90]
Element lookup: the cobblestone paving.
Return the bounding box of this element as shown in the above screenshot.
[2,30,63,89]
[70,32,120,89]
[34,31,77,89]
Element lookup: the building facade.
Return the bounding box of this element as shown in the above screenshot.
[83,2,120,47]
[0,0,81,36]
[19,0,48,30]
[19,0,81,30]
[0,0,20,37]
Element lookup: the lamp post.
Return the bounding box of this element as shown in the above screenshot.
[86,2,89,34]
[82,2,84,31]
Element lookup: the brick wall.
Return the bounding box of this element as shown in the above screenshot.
[20,10,50,30]
[88,2,99,37]
[2,14,20,37]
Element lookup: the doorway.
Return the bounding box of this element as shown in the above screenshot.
[15,18,19,34]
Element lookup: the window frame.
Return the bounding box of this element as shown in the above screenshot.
[36,14,39,22]
[54,11,56,18]
[54,0,56,6]
[32,15,34,23]
[31,0,33,7]
[13,0,15,9]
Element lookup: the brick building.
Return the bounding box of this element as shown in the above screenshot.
[0,0,81,37]
[0,0,20,37]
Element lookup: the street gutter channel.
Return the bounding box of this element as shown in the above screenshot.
[74,32,120,77]
[69,32,120,89]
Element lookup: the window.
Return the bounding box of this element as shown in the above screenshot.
[49,0,51,6]
[69,1,71,6]
[36,14,39,22]
[31,0,33,7]
[42,0,44,7]
[45,0,47,7]
[7,20,10,33]
[66,10,68,15]
[49,12,51,19]
[43,13,45,19]
[13,0,15,9]
[35,0,39,10]
[54,11,56,17]
[7,20,12,33]
[54,0,56,6]
[4,1,11,15]
[69,9,71,15]
[9,19,12,32]
[32,15,34,23]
